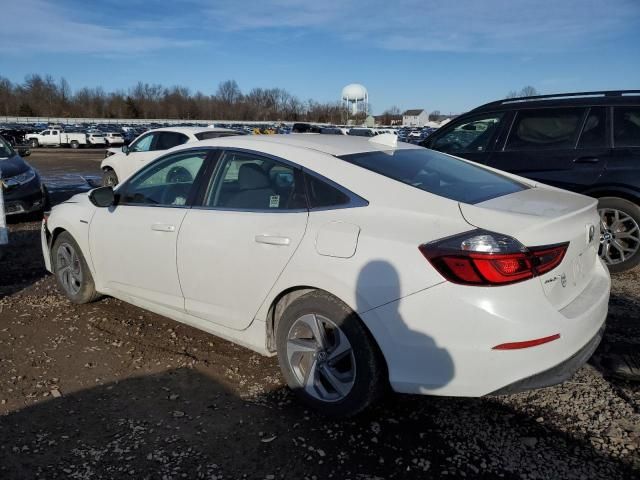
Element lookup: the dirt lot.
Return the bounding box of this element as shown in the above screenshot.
[0,150,639,479]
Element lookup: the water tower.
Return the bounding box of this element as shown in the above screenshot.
[341,84,368,116]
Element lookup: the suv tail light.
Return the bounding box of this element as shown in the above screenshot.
[419,230,568,286]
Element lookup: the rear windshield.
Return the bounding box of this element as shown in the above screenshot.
[339,148,526,204]
[0,135,15,158]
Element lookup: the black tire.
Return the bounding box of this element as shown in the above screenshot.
[41,184,51,213]
[102,169,119,187]
[598,197,640,273]
[30,139,39,148]
[275,290,387,417]
[52,232,101,304]
[70,140,79,149]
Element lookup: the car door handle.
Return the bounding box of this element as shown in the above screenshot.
[573,156,600,164]
[255,235,290,246]
[151,223,176,232]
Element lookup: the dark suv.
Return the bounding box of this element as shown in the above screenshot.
[422,90,640,272]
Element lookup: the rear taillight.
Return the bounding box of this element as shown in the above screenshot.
[420,230,568,286]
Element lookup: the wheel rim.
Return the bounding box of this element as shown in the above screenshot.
[598,208,640,265]
[56,242,83,295]
[286,313,356,403]
[104,173,117,187]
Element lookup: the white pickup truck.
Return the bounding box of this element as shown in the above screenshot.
[25,129,87,149]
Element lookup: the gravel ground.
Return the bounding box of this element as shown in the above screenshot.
[0,151,638,479]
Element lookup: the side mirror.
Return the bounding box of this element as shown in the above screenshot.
[17,147,31,157]
[88,186,115,208]
[122,145,129,155]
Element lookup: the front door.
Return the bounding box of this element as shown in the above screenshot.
[425,112,506,165]
[89,149,209,311]
[120,132,161,182]
[177,150,309,330]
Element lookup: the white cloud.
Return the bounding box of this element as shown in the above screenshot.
[0,0,200,55]
[205,0,640,53]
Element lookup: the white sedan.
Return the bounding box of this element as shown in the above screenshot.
[42,134,610,416]
[101,127,241,187]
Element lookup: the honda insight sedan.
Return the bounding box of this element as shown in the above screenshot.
[42,134,610,416]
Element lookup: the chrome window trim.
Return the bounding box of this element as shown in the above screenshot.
[195,147,369,213]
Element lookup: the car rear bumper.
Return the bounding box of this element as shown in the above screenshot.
[360,258,610,397]
[488,324,604,395]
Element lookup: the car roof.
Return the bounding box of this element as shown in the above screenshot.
[469,90,640,114]
[194,133,421,156]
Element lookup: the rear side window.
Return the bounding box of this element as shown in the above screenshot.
[206,152,306,210]
[578,107,607,148]
[339,148,526,204]
[613,107,640,147]
[305,174,350,208]
[195,131,242,140]
[506,108,585,150]
[153,132,189,151]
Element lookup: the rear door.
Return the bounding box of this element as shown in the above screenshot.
[609,105,640,191]
[487,106,608,192]
[425,111,506,165]
[177,150,309,330]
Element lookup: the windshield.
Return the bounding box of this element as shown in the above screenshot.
[339,148,527,204]
[0,135,16,159]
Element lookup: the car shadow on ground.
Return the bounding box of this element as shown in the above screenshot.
[0,367,637,479]
[591,287,640,388]
[0,223,46,299]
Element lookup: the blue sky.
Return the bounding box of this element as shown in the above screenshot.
[1,0,639,114]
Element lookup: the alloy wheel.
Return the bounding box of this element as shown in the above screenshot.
[56,242,83,295]
[286,313,356,403]
[598,208,640,266]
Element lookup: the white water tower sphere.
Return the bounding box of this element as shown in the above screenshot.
[341,84,368,115]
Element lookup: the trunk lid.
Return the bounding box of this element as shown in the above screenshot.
[459,186,600,309]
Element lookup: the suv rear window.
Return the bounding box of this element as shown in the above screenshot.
[506,108,585,150]
[339,148,526,204]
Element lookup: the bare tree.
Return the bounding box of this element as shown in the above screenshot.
[506,86,540,99]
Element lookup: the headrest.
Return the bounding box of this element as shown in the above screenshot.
[238,163,270,189]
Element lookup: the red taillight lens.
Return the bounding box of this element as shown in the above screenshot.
[471,253,534,284]
[420,230,569,286]
[530,245,567,275]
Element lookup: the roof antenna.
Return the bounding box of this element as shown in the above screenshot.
[369,133,397,148]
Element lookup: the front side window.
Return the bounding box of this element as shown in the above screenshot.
[613,106,640,147]
[119,150,208,207]
[506,108,585,150]
[206,151,305,210]
[432,113,503,153]
[339,148,526,204]
[130,133,156,152]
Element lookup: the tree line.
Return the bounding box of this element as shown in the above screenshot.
[0,74,348,123]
